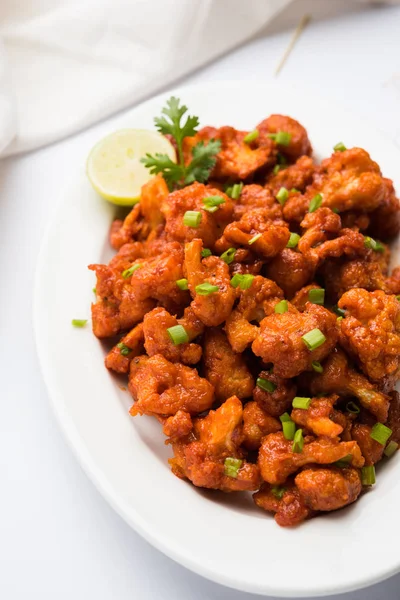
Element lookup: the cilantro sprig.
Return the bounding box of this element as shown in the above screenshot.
[141,97,221,190]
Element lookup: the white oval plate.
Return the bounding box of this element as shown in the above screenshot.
[34,82,400,598]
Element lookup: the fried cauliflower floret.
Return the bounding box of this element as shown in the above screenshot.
[307,349,390,422]
[108,241,145,271]
[143,307,202,365]
[183,126,276,181]
[252,371,296,417]
[203,328,254,401]
[265,249,315,298]
[338,289,400,382]
[242,401,281,451]
[109,204,143,250]
[105,323,145,373]
[266,155,316,194]
[295,467,362,511]
[139,174,169,231]
[351,423,384,465]
[254,481,314,527]
[184,239,235,326]
[387,391,400,445]
[291,395,344,438]
[368,178,400,241]
[258,432,364,485]
[221,208,290,258]
[129,355,214,417]
[232,184,277,220]
[252,303,338,378]
[162,410,193,440]
[322,258,387,302]
[257,114,312,161]
[169,396,261,492]
[225,276,283,352]
[161,182,233,247]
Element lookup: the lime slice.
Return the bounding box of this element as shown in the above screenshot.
[86,129,176,206]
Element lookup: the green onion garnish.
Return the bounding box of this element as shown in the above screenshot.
[292,428,304,453]
[346,401,360,414]
[286,232,300,248]
[229,182,243,200]
[176,278,189,290]
[291,188,300,193]
[220,248,236,265]
[183,210,202,227]
[195,282,219,295]
[201,248,212,258]
[333,306,346,318]
[230,274,243,288]
[276,187,289,205]
[364,236,384,253]
[337,316,343,323]
[248,233,262,245]
[225,186,233,197]
[333,142,346,152]
[361,465,376,486]
[308,288,325,305]
[122,263,142,279]
[397,296,400,302]
[72,319,87,328]
[280,412,292,423]
[243,129,259,144]
[311,360,323,373]
[370,423,392,446]
[384,440,399,458]
[282,421,296,441]
[257,377,277,393]
[224,457,243,478]
[271,486,286,499]
[334,454,352,468]
[167,324,189,345]
[202,195,225,212]
[273,164,281,175]
[301,328,326,351]
[92,287,97,295]
[117,342,131,356]
[274,300,288,314]
[309,193,323,213]
[269,131,292,146]
[240,274,255,290]
[292,397,312,410]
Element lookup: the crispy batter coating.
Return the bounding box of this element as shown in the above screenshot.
[253,482,313,527]
[291,395,344,438]
[105,323,144,373]
[338,289,400,381]
[295,467,362,511]
[203,328,254,401]
[351,423,384,466]
[258,432,364,485]
[253,371,296,417]
[252,303,338,378]
[233,184,277,220]
[129,354,214,417]
[266,155,316,194]
[242,401,281,451]
[257,114,312,161]
[368,178,400,241]
[265,249,315,298]
[139,174,169,231]
[162,410,193,440]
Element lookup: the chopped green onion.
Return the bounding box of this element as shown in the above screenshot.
[286,232,300,248]
[276,187,289,205]
[220,247,236,265]
[396,296,400,302]
[309,193,323,213]
[224,457,243,478]
[308,288,325,305]
[71,319,87,328]
[364,236,384,253]
[202,195,225,212]
[257,377,277,393]
[195,282,219,295]
[292,397,312,410]
[176,278,189,291]
[333,142,347,152]
[167,324,189,345]
[280,412,292,423]
[384,440,399,458]
[334,454,352,468]
[337,316,343,323]
[333,306,346,317]
[225,186,233,196]
[370,423,392,446]
[312,360,323,373]
[277,152,287,166]
[201,248,212,258]
[283,421,296,441]
[244,129,259,144]
[248,233,262,245]
[92,287,97,295]
[230,182,243,200]
[269,131,292,146]
[230,273,243,288]
[361,465,376,486]
[271,486,286,499]
[301,328,326,351]
[291,188,300,193]
[273,164,281,175]
[117,342,131,356]
[274,300,288,314]
[346,401,360,414]
[292,428,304,453]
[122,263,142,279]
[332,207,340,214]
[240,274,255,290]
[183,210,202,227]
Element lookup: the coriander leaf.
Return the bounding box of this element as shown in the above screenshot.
[154,97,199,165]
[141,152,184,190]
[184,139,221,184]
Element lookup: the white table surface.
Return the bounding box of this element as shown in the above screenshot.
[2,5,400,599]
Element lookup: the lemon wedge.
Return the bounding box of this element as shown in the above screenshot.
[86,129,176,206]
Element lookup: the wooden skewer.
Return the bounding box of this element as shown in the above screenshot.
[275,14,311,76]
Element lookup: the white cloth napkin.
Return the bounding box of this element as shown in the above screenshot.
[0,0,397,156]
